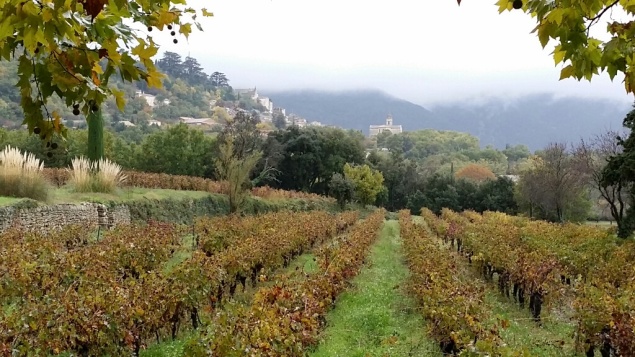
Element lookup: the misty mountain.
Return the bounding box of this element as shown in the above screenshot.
[266,89,631,150]
[265,89,436,132]
[430,94,630,150]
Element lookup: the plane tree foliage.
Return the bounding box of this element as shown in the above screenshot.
[0,0,212,143]
[483,0,635,93]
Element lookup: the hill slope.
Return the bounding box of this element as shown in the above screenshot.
[266,90,631,150]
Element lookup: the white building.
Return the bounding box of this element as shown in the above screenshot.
[258,97,273,113]
[369,115,403,137]
[292,118,307,127]
[273,107,286,116]
[148,120,162,127]
[179,117,216,127]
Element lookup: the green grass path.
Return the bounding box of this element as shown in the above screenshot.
[309,220,442,357]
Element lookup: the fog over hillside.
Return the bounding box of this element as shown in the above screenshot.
[266,89,631,151]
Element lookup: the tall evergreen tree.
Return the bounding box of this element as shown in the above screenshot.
[156,52,184,78]
[182,56,207,85]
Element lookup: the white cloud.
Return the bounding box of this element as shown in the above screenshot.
[149,0,634,105]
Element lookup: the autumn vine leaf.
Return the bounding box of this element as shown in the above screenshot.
[0,0,213,142]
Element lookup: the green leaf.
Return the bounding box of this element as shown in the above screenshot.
[559,65,575,80]
[607,64,618,80]
[538,23,551,48]
[553,46,566,65]
[547,8,564,25]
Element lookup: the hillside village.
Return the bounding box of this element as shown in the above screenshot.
[133,86,334,135]
[0,51,405,140]
[131,86,406,140]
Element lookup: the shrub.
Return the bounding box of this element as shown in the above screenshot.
[0,146,49,201]
[328,173,355,208]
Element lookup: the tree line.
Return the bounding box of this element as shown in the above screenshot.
[4,101,635,236]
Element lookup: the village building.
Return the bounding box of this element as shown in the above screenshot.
[135,91,170,107]
[178,117,219,129]
[369,115,403,137]
[273,107,286,116]
[258,97,273,113]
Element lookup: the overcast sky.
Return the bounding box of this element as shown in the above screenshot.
[148,0,634,107]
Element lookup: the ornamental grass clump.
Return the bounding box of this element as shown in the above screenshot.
[68,156,127,193]
[93,158,127,193]
[0,146,48,201]
[68,156,92,193]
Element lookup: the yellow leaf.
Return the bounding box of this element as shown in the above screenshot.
[102,39,121,63]
[92,62,103,74]
[553,46,566,65]
[91,71,101,86]
[146,70,163,89]
[202,8,214,17]
[112,89,125,110]
[131,40,158,60]
[42,8,53,22]
[52,111,61,131]
[179,23,192,38]
[547,9,564,26]
[156,10,177,27]
[559,65,574,80]
[496,0,511,13]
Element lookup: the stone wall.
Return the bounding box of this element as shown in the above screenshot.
[0,203,131,234]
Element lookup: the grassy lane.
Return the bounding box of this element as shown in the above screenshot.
[310,220,442,357]
[483,290,580,356]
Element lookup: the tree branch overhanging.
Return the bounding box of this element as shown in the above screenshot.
[586,0,620,32]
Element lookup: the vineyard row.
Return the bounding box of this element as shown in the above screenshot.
[0,210,358,356]
[398,210,508,356]
[423,208,635,356]
[184,209,387,356]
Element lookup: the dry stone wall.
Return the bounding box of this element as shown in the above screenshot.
[0,203,131,234]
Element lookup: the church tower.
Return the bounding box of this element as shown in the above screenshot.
[386,114,393,126]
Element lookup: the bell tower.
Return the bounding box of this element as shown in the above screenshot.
[386,114,393,126]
